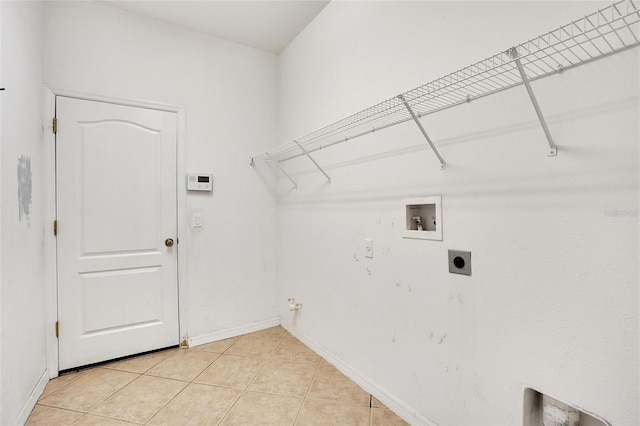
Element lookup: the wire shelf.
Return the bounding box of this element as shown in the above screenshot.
[251,0,640,171]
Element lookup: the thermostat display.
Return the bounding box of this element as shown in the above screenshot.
[187,174,213,191]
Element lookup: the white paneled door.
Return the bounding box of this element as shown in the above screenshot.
[56,96,179,370]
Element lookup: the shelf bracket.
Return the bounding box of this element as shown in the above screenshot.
[507,47,558,157]
[398,95,446,170]
[295,141,331,183]
[268,158,297,190]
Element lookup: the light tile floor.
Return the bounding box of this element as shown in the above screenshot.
[28,326,408,425]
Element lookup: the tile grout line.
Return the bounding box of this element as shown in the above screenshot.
[36,368,91,403]
[72,410,144,425]
[143,349,223,425]
[37,368,142,419]
[29,403,86,424]
[190,351,224,385]
[369,394,374,426]
[138,348,179,375]
[76,348,180,425]
[208,335,255,426]
[141,377,192,425]
[34,327,384,425]
[291,357,323,425]
[144,391,185,424]
[82,369,142,420]
[216,332,287,425]
[101,347,178,376]
[76,349,204,425]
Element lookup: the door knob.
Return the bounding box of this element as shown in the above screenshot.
[165,238,174,247]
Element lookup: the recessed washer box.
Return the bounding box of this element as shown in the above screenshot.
[402,196,442,241]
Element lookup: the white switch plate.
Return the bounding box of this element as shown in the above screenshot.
[193,213,203,228]
[364,239,373,258]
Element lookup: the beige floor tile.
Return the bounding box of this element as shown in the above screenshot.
[295,399,370,426]
[90,375,186,423]
[149,383,241,425]
[39,370,90,400]
[38,369,139,412]
[194,354,264,389]
[192,337,237,354]
[320,358,332,366]
[371,407,409,425]
[28,329,394,426]
[25,404,83,425]
[306,365,370,406]
[146,349,219,381]
[220,391,302,426]
[371,396,385,408]
[249,326,289,337]
[73,414,139,425]
[225,333,285,358]
[249,359,318,397]
[102,349,177,374]
[272,338,321,364]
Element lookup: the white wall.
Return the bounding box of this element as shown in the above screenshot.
[0,1,47,424]
[276,1,639,425]
[43,2,280,344]
[1,3,3,420]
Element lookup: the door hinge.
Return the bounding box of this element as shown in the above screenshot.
[52,117,57,134]
[55,321,59,338]
[53,220,57,236]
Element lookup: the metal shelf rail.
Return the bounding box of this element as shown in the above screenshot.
[251,0,640,188]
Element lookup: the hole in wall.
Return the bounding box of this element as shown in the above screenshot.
[523,388,610,426]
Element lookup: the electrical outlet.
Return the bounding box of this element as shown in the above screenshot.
[448,250,471,276]
[364,239,373,258]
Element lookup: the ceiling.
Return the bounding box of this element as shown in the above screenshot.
[101,0,330,55]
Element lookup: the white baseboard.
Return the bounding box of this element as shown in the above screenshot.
[15,369,50,425]
[280,318,437,426]
[188,317,281,348]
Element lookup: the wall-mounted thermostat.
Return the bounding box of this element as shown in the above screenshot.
[186,174,213,191]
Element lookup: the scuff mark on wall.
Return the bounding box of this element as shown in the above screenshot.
[17,155,33,223]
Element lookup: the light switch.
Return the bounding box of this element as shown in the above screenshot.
[193,213,203,228]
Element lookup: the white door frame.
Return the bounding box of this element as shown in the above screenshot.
[43,87,189,377]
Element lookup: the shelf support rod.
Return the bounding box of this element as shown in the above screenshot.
[507,47,558,157]
[295,140,331,183]
[398,95,446,170]
[268,158,297,190]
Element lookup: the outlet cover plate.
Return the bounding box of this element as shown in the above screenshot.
[448,250,471,276]
[364,239,373,258]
